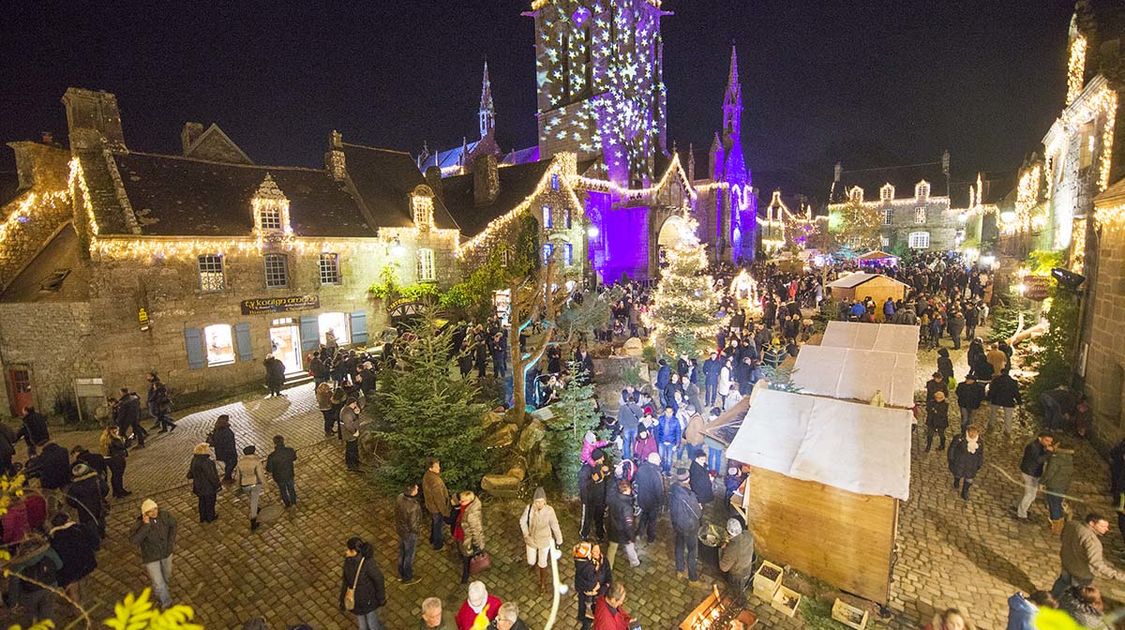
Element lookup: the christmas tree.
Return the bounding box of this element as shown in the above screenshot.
[545,360,602,496]
[646,216,721,357]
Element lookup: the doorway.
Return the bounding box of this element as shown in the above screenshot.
[270,320,303,375]
[7,368,32,417]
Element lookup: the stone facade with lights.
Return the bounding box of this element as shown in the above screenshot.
[1086,177,1125,442]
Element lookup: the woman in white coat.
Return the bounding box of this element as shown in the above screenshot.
[520,486,563,593]
[717,358,733,407]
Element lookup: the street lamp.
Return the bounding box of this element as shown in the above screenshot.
[586,225,600,238]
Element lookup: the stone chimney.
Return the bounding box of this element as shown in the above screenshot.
[424,166,444,202]
[181,122,205,155]
[473,154,499,207]
[833,161,843,182]
[942,149,951,176]
[61,88,126,151]
[325,130,347,181]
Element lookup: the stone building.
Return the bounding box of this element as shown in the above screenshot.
[827,153,962,252]
[1087,177,1125,441]
[0,88,460,414]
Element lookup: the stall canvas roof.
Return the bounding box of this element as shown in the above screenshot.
[791,345,916,408]
[820,321,920,354]
[726,389,912,500]
[827,272,910,289]
[857,250,899,261]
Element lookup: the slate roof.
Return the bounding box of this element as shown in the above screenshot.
[1,224,89,302]
[341,143,459,230]
[419,141,480,171]
[830,161,949,203]
[439,160,554,238]
[110,152,373,237]
[0,171,20,208]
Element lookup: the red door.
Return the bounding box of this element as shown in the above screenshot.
[7,369,32,417]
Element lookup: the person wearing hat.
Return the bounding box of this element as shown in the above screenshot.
[66,461,107,539]
[632,426,657,465]
[456,580,501,630]
[519,487,563,593]
[669,469,702,581]
[130,498,177,609]
[187,442,221,523]
[719,518,755,601]
[237,445,266,531]
[574,541,611,630]
[208,414,238,484]
[925,390,950,452]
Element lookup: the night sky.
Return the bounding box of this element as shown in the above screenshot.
[2,1,1076,197]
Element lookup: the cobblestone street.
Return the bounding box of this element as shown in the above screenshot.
[9,341,1125,629]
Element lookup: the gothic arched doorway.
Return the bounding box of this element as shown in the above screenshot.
[656,214,693,269]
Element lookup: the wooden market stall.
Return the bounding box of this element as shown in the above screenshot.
[819,320,920,354]
[826,272,910,319]
[856,250,900,266]
[726,389,912,604]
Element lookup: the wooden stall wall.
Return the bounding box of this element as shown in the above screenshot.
[746,467,897,603]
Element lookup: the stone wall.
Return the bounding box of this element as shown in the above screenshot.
[879,198,960,251]
[1085,217,1125,443]
[0,301,96,418]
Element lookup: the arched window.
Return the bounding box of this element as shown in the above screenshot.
[880,183,895,202]
[849,187,864,203]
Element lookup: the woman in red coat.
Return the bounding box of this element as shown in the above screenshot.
[594,583,633,630]
[456,580,501,630]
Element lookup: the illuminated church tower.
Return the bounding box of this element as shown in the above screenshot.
[710,45,756,262]
[528,0,668,187]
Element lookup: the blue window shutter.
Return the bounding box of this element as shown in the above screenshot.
[299,316,320,352]
[350,311,368,345]
[234,322,253,362]
[184,328,205,369]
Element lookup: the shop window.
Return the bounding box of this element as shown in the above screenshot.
[264,253,289,288]
[319,253,340,285]
[318,312,350,346]
[198,254,225,292]
[417,248,436,282]
[914,207,926,224]
[542,205,553,229]
[908,231,930,249]
[204,324,235,366]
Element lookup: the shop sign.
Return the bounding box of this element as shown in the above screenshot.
[240,295,320,315]
[1023,275,1050,301]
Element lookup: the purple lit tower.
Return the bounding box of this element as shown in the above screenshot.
[709,45,756,263]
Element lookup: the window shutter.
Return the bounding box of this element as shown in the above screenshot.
[184,328,205,369]
[350,311,368,346]
[234,322,253,362]
[299,316,320,352]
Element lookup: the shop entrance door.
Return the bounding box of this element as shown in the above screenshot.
[269,321,303,375]
[7,368,32,416]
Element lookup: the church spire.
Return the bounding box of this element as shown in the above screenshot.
[479,61,495,139]
[722,44,742,137]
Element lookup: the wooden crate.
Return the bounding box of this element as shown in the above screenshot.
[771,585,802,618]
[751,561,783,600]
[832,598,870,630]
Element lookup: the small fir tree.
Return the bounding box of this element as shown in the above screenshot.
[545,360,601,496]
[374,310,488,490]
[646,217,721,357]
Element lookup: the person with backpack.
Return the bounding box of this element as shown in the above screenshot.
[519,487,563,593]
[266,435,298,508]
[9,536,63,625]
[338,537,386,629]
[66,462,107,539]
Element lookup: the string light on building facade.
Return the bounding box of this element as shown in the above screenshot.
[1066,33,1087,107]
[0,190,70,246]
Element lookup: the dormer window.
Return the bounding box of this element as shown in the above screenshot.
[915,180,930,200]
[410,186,435,230]
[849,187,864,203]
[259,207,282,230]
[880,184,895,202]
[252,173,291,236]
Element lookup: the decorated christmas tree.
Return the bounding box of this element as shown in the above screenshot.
[646,217,721,357]
[545,360,602,496]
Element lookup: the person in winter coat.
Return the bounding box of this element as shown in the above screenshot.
[265,435,298,507]
[237,445,266,531]
[988,368,1023,434]
[717,359,733,408]
[208,415,238,483]
[423,459,452,551]
[947,311,966,349]
[394,483,423,583]
[457,580,502,630]
[580,431,611,467]
[66,462,107,538]
[937,349,955,387]
[578,451,609,540]
[1017,433,1056,521]
[703,351,722,407]
[25,440,70,492]
[719,518,755,600]
[263,355,286,397]
[9,535,63,624]
[670,470,702,581]
[114,389,146,448]
[1007,590,1056,630]
[955,377,986,432]
[655,359,672,407]
[657,406,681,474]
[338,537,386,629]
[130,499,177,609]
[632,427,658,465]
[1058,585,1107,629]
[519,487,563,592]
[187,443,221,523]
[100,426,130,498]
[453,491,485,584]
[146,372,177,433]
[947,426,985,501]
[1042,441,1076,535]
[689,452,714,504]
[16,406,50,454]
[593,583,633,630]
[574,542,612,630]
[925,391,950,452]
[341,397,363,471]
[1051,513,1125,599]
[634,453,664,543]
[48,512,98,605]
[606,479,640,569]
[617,399,642,461]
[316,382,337,437]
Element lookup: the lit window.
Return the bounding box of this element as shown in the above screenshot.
[880,184,894,202]
[908,231,930,249]
[551,173,560,191]
[915,181,930,199]
[318,312,349,346]
[849,187,864,203]
[412,194,433,227]
[318,253,340,285]
[565,207,573,229]
[204,324,235,367]
[880,236,890,247]
[264,253,289,288]
[417,248,435,281]
[883,208,893,225]
[542,243,555,264]
[914,207,926,224]
[259,207,282,231]
[564,242,574,266]
[542,205,553,228]
[198,254,225,292]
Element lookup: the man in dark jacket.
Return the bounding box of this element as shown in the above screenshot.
[422,458,451,551]
[16,406,50,454]
[655,359,671,408]
[988,368,1023,434]
[130,498,177,608]
[579,450,609,540]
[606,480,639,569]
[719,518,755,602]
[394,483,423,583]
[115,389,146,448]
[146,372,177,433]
[265,435,298,507]
[26,440,71,491]
[689,452,714,504]
[49,512,98,604]
[702,351,721,407]
[634,453,664,543]
[187,443,221,523]
[66,462,107,538]
[1016,432,1055,520]
[670,471,702,581]
[955,376,986,432]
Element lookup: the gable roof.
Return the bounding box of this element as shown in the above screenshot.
[1,224,89,302]
[107,152,373,237]
[341,143,458,230]
[440,160,555,238]
[827,272,908,289]
[183,124,254,165]
[830,161,949,203]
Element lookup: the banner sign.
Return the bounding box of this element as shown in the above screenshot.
[240,295,320,315]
